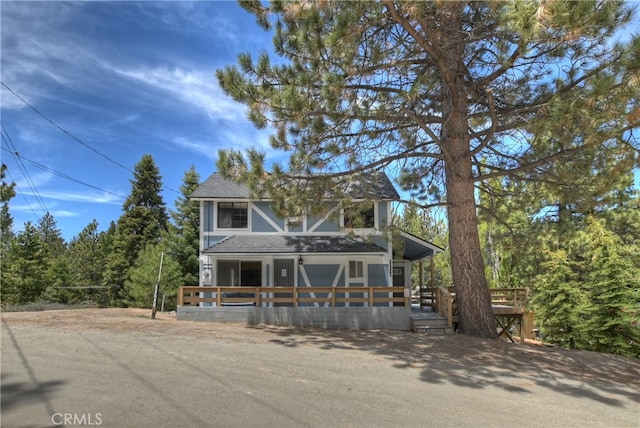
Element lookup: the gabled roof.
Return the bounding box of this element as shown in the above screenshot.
[202,235,387,254]
[191,172,400,200]
[191,173,250,199]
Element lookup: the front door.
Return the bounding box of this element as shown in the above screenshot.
[393,262,407,307]
[274,258,295,306]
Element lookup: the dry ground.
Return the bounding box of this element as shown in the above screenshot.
[3,307,639,388]
[2,308,640,427]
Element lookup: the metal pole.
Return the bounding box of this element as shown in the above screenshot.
[151,252,164,319]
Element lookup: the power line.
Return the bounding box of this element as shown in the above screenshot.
[0,146,122,198]
[1,81,134,174]
[3,153,40,220]
[1,81,179,194]
[1,124,48,214]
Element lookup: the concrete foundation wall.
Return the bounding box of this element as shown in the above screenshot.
[177,306,411,330]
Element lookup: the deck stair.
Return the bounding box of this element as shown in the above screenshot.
[411,312,455,335]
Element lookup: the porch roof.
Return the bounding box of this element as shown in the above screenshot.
[393,228,445,261]
[202,235,388,255]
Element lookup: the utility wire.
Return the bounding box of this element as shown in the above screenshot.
[1,125,48,214]
[1,81,134,174]
[3,151,41,220]
[1,81,179,194]
[0,146,122,198]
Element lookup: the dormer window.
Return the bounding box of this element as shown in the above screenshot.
[343,202,375,229]
[217,202,248,229]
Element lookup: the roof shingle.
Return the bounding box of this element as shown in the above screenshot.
[191,172,400,200]
[202,235,387,254]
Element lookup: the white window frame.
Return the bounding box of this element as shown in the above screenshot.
[348,260,365,280]
[215,201,250,231]
[342,201,376,230]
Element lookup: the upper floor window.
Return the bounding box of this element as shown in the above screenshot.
[217,202,248,229]
[343,202,375,229]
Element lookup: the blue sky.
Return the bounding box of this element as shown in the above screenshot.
[1,1,280,240]
[2,2,639,242]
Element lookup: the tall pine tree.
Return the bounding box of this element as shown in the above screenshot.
[1,222,47,304]
[103,154,168,305]
[166,165,200,287]
[36,212,70,302]
[66,220,110,305]
[216,1,639,337]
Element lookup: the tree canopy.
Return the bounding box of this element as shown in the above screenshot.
[216,0,639,337]
[103,154,168,305]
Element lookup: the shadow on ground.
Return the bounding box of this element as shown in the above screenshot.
[250,324,640,407]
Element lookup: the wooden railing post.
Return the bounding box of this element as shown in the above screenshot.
[178,286,184,306]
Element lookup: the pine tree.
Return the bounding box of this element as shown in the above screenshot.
[124,242,183,310]
[532,216,640,356]
[216,1,639,337]
[66,220,109,305]
[1,163,16,245]
[35,212,71,302]
[103,155,168,305]
[531,248,588,349]
[166,165,200,287]
[1,163,17,304]
[1,222,48,304]
[37,212,66,255]
[573,218,640,357]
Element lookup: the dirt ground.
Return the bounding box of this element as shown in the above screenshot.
[3,308,640,427]
[3,307,639,388]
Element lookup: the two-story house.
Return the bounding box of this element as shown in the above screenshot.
[176,171,443,330]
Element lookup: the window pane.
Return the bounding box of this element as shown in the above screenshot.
[217,260,240,286]
[241,261,262,286]
[349,260,363,278]
[218,202,248,228]
[344,202,374,228]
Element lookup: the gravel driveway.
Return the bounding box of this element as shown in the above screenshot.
[2,309,639,427]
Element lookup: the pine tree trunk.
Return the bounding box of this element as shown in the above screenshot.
[438,2,496,338]
[445,154,497,338]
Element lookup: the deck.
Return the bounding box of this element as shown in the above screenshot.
[412,287,530,341]
[176,285,530,336]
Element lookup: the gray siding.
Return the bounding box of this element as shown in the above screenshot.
[253,202,285,231]
[300,264,341,286]
[251,210,278,232]
[368,264,389,286]
[203,201,214,232]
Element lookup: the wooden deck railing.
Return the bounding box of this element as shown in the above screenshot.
[178,286,410,307]
[435,287,529,327]
[489,288,529,314]
[436,286,457,327]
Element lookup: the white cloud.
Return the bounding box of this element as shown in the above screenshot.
[172,137,218,160]
[49,210,79,218]
[108,65,247,122]
[39,190,123,205]
[18,189,123,205]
